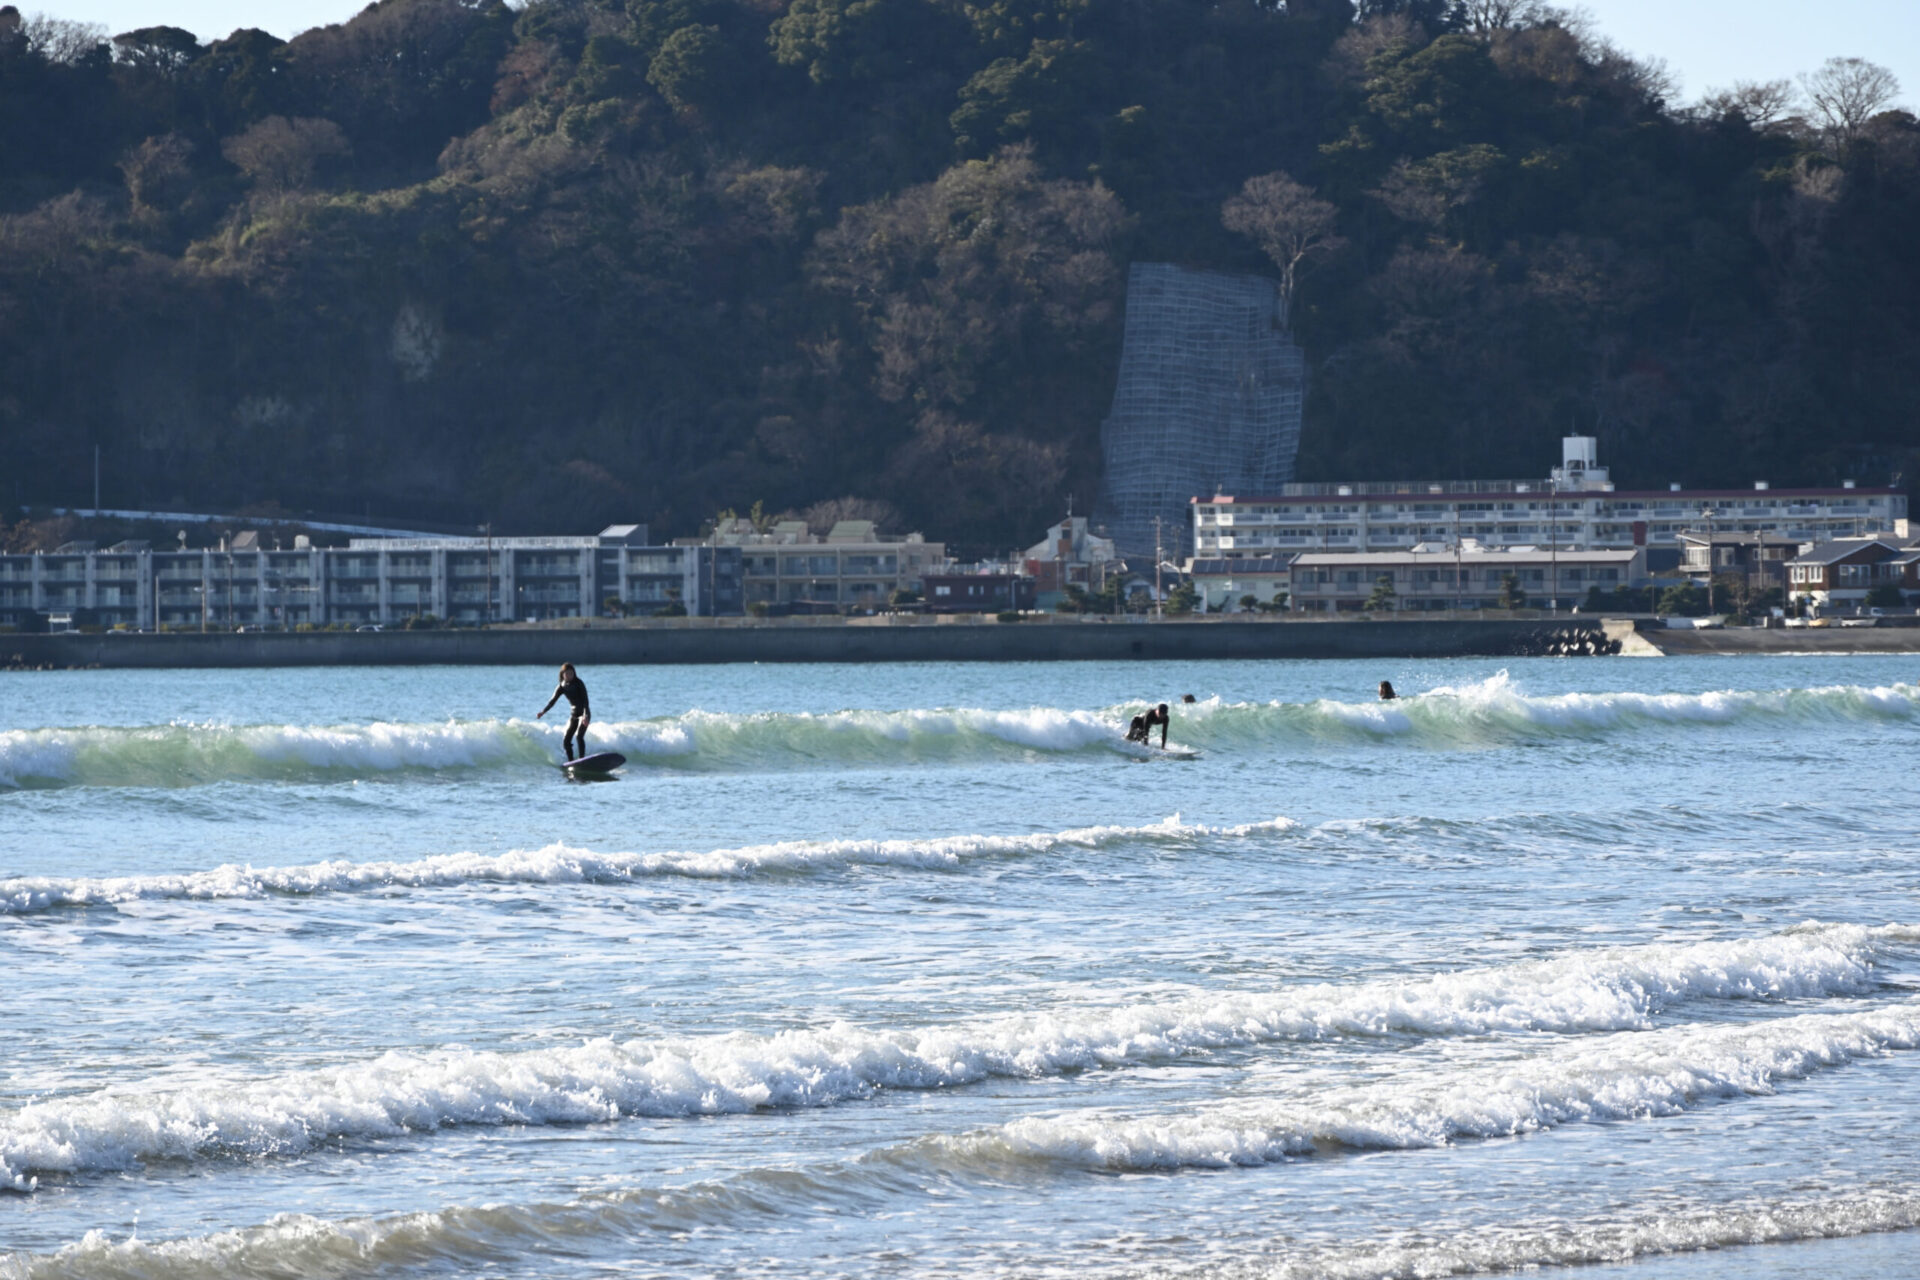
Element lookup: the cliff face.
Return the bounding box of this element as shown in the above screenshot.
[3,1,1916,547]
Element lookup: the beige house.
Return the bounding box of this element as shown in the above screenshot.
[1290,543,1646,613]
[708,519,946,610]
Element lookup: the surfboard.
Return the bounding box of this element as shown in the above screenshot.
[560,751,627,775]
[1118,739,1200,761]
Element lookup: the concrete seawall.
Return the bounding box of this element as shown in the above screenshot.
[4,618,1615,669]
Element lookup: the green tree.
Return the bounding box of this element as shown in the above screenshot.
[647,24,735,113]
[1497,572,1526,610]
[1166,580,1199,614]
[1365,573,1398,611]
[1865,583,1904,609]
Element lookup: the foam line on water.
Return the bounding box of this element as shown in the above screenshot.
[1174,1189,1920,1280]
[1171,671,1920,745]
[2,924,1910,1189]
[962,998,1920,1172]
[7,675,1918,787]
[7,1144,1917,1280]
[0,816,1290,914]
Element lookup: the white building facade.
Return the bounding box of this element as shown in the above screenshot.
[0,526,744,630]
[1193,437,1905,560]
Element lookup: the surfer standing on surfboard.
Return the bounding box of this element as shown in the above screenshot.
[537,662,591,761]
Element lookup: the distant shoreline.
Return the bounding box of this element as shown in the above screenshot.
[5,617,1614,669]
[7,617,1916,669]
[1641,626,1920,656]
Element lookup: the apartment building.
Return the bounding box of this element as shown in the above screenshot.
[0,525,744,630]
[1193,437,1905,560]
[1289,544,1647,613]
[707,519,945,610]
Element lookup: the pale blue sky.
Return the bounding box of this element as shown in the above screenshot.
[25,0,1920,112]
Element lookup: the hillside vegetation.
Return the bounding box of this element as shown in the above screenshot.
[2,0,1915,547]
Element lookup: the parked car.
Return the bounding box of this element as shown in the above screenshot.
[356,624,384,632]
[1839,617,1879,628]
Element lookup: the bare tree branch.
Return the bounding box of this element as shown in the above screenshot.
[1800,56,1900,148]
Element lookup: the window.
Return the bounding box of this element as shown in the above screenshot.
[934,585,951,597]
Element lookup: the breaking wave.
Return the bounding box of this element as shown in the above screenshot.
[0,816,1291,914]
[1168,670,1920,747]
[5,674,1916,787]
[1170,1190,1920,1280]
[3,923,1910,1190]
[9,1177,1919,1280]
[962,998,1920,1172]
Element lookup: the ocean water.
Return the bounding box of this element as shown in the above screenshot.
[2,655,1919,1279]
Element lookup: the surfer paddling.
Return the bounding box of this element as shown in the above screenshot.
[538,662,592,761]
[1125,702,1170,748]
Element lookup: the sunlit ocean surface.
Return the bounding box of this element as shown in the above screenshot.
[4,655,1919,1279]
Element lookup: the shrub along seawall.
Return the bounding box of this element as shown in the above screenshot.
[3,618,1619,669]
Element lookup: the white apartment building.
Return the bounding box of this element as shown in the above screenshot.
[1193,437,1905,560]
[0,525,744,630]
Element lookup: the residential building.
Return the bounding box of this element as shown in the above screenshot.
[1189,559,1292,612]
[0,525,744,630]
[921,572,1037,614]
[707,519,945,610]
[1676,531,1803,593]
[1288,544,1647,613]
[1785,537,1920,614]
[1193,436,1905,561]
[1020,514,1120,603]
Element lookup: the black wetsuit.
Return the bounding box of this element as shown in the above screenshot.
[545,676,591,758]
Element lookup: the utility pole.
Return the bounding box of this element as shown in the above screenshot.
[480,522,494,625]
[1702,508,1716,616]
[1548,477,1558,615]
[93,445,100,512]
[1153,515,1164,619]
[1453,502,1462,613]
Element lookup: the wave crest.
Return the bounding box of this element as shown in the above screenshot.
[2,924,1906,1189]
[8,675,1918,786]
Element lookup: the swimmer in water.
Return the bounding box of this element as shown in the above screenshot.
[1378,680,1396,701]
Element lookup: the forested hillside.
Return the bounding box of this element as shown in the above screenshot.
[2,0,1916,547]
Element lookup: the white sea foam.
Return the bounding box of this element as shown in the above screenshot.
[2,924,1908,1189]
[0,707,1131,788]
[1157,1189,1920,1280]
[9,1176,1919,1280]
[969,998,1920,1172]
[6,676,1917,787]
[0,816,1289,913]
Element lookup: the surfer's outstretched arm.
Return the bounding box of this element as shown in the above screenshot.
[537,686,562,718]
